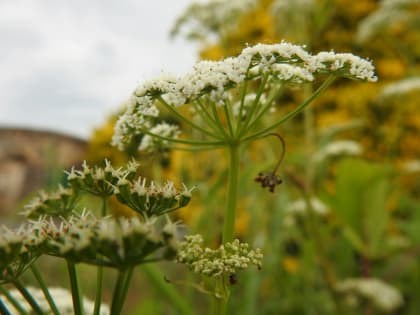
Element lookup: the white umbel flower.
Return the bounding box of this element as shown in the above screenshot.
[314,140,363,162]
[379,77,420,99]
[336,278,404,312]
[285,197,329,216]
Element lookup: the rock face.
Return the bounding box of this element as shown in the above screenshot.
[0,128,87,215]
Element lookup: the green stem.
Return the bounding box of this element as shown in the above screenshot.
[30,264,60,315]
[12,279,44,315]
[142,264,194,315]
[158,96,223,140]
[243,85,283,134]
[0,284,29,315]
[235,70,251,132]
[243,75,336,142]
[209,98,231,140]
[303,84,315,191]
[214,144,241,315]
[93,197,108,315]
[222,144,240,243]
[193,100,226,137]
[223,99,235,137]
[237,74,270,137]
[67,260,84,315]
[142,129,224,147]
[110,268,134,315]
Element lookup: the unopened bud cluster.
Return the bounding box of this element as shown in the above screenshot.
[22,185,79,219]
[177,235,263,277]
[115,179,193,218]
[0,211,179,278]
[66,160,139,197]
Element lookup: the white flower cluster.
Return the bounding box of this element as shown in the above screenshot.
[171,0,257,39]
[357,0,420,42]
[115,177,194,218]
[22,185,78,219]
[0,286,110,315]
[285,197,329,216]
[378,76,420,99]
[177,235,263,277]
[113,42,377,150]
[335,277,404,312]
[314,140,363,162]
[401,159,420,173]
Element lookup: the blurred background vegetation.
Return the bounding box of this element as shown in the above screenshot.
[2,0,419,314]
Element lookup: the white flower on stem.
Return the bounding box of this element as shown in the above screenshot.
[314,140,363,162]
[112,42,377,151]
[335,277,404,312]
[357,0,420,42]
[378,77,420,99]
[285,197,329,216]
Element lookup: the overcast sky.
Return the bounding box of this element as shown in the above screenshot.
[0,0,198,139]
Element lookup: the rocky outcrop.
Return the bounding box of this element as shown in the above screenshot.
[0,128,87,215]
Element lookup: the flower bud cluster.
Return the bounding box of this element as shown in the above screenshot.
[66,160,139,197]
[115,178,193,218]
[0,286,110,315]
[22,185,79,219]
[177,235,263,277]
[42,212,179,268]
[1,211,179,272]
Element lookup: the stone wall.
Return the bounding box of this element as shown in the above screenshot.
[0,128,87,215]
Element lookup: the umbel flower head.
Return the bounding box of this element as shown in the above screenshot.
[335,277,404,312]
[40,211,179,268]
[177,234,263,278]
[112,41,377,152]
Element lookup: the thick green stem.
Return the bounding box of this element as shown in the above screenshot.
[0,284,29,315]
[222,144,240,243]
[12,279,44,315]
[30,264,60,315]
[67,260,84,315]
[142,264,194,315]
[110,267,134,315]
[142,129,224,146]
[213,144,241,315]
[93,197,108,315]
[303,84,315,191]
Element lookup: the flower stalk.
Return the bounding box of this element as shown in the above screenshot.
[67,261,84,315]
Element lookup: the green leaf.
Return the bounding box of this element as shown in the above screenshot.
[334,158,392,258]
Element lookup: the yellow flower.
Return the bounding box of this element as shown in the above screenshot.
[282,256,300,274]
